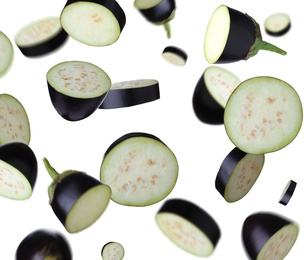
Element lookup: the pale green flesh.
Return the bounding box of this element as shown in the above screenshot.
[162,52,186,66]
[110,79,158,90]
[0,32,13,77]
[264,13,290,33]
[134,0,163,10]
[102,242,125,260]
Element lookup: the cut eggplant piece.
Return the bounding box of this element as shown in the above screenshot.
[264,13,291,36]
[16,229,72,260]
[60,0,126,46]
[101,241,125,260]
[0,31,13,77]
[204,5,287,64]
[43,157,112,233]
[14,16,68,57]
[99,79,160,109]
[279,180,297,206]
[155,198,221,257]
[192,66,241,125]
[162,46,187,66]
[100,132,178,206]
[224,76,303,154]
[0,93,31,145]
[0,142,37,200]
[215,147,264,203]
[46,60,111,121]
[242,212,299,260]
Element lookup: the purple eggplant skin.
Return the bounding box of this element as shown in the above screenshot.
[279,180,297,206]
[16,229,72,260]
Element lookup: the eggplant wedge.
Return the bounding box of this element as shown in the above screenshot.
[162,46,187,66]
[101,241,125,260]
[264,13,291,36]
[279,180,297,206]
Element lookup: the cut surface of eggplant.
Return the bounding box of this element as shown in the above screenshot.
[215,147,264,203]
[224,76,303,154]
[101,241,125,260]
[162,46,187,66]
[0,94,31,145]
[279,180,297,205]
[100,132,178,206]
[14,16,68,57]
[264,13,291,36]
[155,198,221,257]
[99,79,160,109]
[0,31,14,77]
[60,0,126,46]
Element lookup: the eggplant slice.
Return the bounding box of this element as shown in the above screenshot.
[162,46,188,66]
[0,31,13,77]
[279,180,297,206]
[101,241,125,260]
[264,13,291,36]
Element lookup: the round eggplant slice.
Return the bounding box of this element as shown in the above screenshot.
[60,0,126,46]
[99,79,160,109]
[16,229,72,260]
[46,60,111,121]
[43,158,112,233]
[155,198,221,257]
[215,147,264,203]
[242,212,299,260]
[101,241,125,260]
[192,66,241,125]
[264,13,291,36]
[100,132,178,207]
[0,93,31,145]
[204,5,287,64]
[279,180,297,206]
[14,16,68,57]
[162,46,187,66]
[0,142,37,200]
[0,31,13,77]
[224,76,303,154]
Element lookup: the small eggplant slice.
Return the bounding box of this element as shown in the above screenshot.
[60,0,126,46]
[46,60,111,121]
[264,13,291,36]
[0,142,37,200]
[279,180,297,206]
[204,5,287,64]
[43,158,112,233]
[155,198,221,257]
[101,241,125,260]
[99,79,160,109]
[162,46,187,66]
[0,31,13,77]
[224,76,303,154]
[215,147,264,203]
[242,212,299,260]
[0,93,31,145]
[100,132,178,207]
[16,229,72,260]
[14,16,68,57]
[192,66,240,125]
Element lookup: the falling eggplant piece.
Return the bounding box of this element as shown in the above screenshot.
[162,46,187,66]
[14,16,68,57]
[16,229,72,260]
[279,180,297,206]
[0,31,13,78]
[46,60,111,121]
[60,0,126,46]
[242,211,299,260]
[134,0,176,38]
[264,13,291,37]
[101,241,125,260]
[192,66,241,125]
[155,198,221,257]
[224,76,303,154]
[100,132,178,206]
[43,157,112,233]
[0,142,37,200]
[204,4,287,64]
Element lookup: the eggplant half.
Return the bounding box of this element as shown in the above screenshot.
[99,79,160,109]
[46,60,111,121]
[0,142,37,200]
[224,76,303,154]
[100,132,178,206]
[43,157,112,233]
[101,241,125,260]
[0,31,13,77]
[192,66,240,124]
[60,0,126,46]
[279,180,297,206]
[242,212,299,260]
[0,93,31,145]
[215,147,264,203]
[14,16,68,57]
[155,198,221,257]
[204,5,287,64]
[16,229,72,260]
[264,13,291,36]
[162,46,187,66]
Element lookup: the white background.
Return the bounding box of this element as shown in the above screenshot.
[0,0,303,259]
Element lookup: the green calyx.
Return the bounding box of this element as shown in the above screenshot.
[155,9,176,38]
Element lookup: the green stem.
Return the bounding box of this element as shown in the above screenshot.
[43,157,59,181]
[164,22,171,39]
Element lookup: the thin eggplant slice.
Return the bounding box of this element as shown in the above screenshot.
[101,241,125,260]
[264,13,291,36]
[0,31,13,77]
[162,46,187,66]
[100,132,178,206]
[99,79,160,109]
[155,198,221,257]
[224,76,303,154]
[279,180,297,206]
